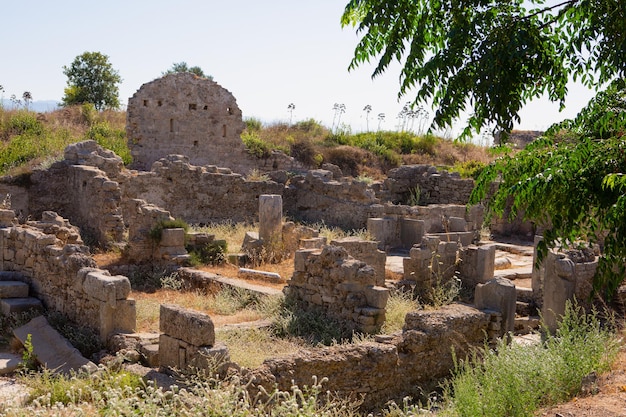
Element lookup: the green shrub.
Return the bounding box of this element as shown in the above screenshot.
[443,301,619,417]
[187,240,227,266]
[4,111,44,137]
[244,117,263,131]
[450,160,487,179]
[148,218,189,243]
[241,130,271,158]
[84,121,132,164]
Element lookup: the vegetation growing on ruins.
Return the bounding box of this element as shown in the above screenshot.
[0,105,126,175]
[440,302,619,417]
[471,78,626,296]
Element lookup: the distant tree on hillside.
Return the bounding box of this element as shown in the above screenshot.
[62,52,121,110]
[163,62,213,80]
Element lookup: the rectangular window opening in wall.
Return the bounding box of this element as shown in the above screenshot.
[170,119,174,132]
[193,140,198,147]
[158,100,163,106]
[226,107,232,115]
[189,103,197,110]
[143,100,148,107]
[203,105,208,110]
[222,124,227,137]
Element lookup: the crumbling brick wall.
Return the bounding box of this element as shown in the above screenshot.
[0,210,135,341]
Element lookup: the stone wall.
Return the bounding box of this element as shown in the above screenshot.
[122,155,284,225]
[541,247,598,332]
[285,245,389,333]
[283,170,380,230]
[249,303,497,410]
[18,141,126,248]
[376,165,476,205]
[126,73,303,174]
[0,210,135,341]
[367,203,483,250]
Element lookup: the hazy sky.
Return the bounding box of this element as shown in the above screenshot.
[2,0,596,137]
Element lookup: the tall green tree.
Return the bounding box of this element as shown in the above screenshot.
[163,62,212,80]
[342,0,626,140]
[470,78,626,296]
[62,52,121,110]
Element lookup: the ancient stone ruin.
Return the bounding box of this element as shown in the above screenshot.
[0,73,610,410]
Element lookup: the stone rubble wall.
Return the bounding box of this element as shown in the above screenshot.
[121,155,284,225]
[376,165,475,205]
[283,170,380,230]
[0,210,135,341]
[329,237,386,286]
[249,303,497,410]
[20,141,126,248]
[367,203,483,250]
[285,245,389,333]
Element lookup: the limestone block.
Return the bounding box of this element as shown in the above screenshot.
[0,281,29,298]
[448,217,467,232]
[83,270,131,305]
[367,217,398,250]
[238,268,283,283]
[160,228,185,247]
[259,194,283,245]
[160,304,215,347]
[400,218,425,249]
[300,237,327,249]
[475,277,516,336]
[14,316,97,375]
[159,334,229,371]
[294,249,318,272]
[365,286,390,309]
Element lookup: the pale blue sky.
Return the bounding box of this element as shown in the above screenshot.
[2,0,596,137]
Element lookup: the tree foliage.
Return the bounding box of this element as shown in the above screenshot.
[62,52,121,110]
[469,78,626,296]
[163,62,212,80]
[342,0,626,139]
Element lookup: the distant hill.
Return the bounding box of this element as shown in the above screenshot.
[1,99,60,112]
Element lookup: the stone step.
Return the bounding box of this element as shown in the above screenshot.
[514,315,541,335]
[0,281,29,298]
[0,271,25,281]
[516,286,534,303]
[1,297,43,315]
[516,300,537,317]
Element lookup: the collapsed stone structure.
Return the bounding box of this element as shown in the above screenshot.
[0,73,607,409]
[0,210,135,341]
[127,73,301,174]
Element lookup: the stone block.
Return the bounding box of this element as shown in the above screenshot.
[400,218,424,249]
[160,304,215,347]
[1,297,43,315]
[259,194,283,245]
[159,334,229,371]
[294,249,318,272]
[14,316,97,375]
[160,228,185,247]
[0,281,29,298]
[238,268,283,283]
[364,286,390,309]
[83,270,131,304]
[448,217,467,232]
[475,277,517,335]
[140,344,160,367]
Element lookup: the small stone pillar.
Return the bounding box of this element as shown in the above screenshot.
[475,277,516,337]
[259,195,283,248]
[458,244,496,290]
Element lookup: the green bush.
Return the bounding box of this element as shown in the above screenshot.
[4,110,44,137]
[241,130,271,158]
[244,117,263,131]
[84,121,132,164]
[148,218,190,243]
[450,160,487,179]
[443,301,619,417]
[187,240,227,266]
